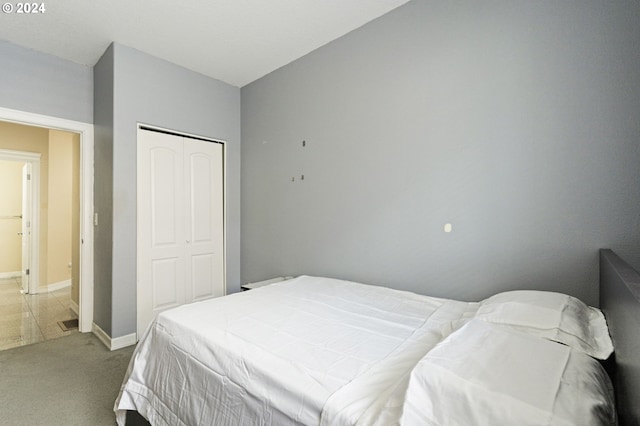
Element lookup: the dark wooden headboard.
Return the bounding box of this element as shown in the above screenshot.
[600,249,640,426]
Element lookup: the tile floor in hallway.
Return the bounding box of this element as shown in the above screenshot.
[0,277,78,351]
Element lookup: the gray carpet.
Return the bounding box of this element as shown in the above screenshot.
[0,333,135,426]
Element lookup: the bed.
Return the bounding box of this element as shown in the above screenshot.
[115,252,639,425]
[600,249,640,425]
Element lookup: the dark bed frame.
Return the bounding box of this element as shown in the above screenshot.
[125,249,640,426]
[600,249,640,426]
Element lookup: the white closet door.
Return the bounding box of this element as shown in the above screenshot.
[137,128,225,339]
[137,130,187,337]
[184,138,224,302]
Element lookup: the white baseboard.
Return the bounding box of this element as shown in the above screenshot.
[92,322,137,351]
[112,332,137,350]
[0,271,21,279]
[44,279,71,292]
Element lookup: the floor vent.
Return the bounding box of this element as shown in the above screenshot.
[58,319,79,332]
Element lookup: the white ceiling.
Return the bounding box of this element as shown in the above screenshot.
[0,0,410,87]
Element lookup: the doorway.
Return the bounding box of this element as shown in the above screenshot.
[0,127,81,349]
[0,107,94,334]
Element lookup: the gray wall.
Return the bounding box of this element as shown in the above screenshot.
[0,41,93,123]
[241,0,640,306]
[93,45,114,334]
[94,43,241,338]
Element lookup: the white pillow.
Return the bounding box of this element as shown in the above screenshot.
[475,290,613,359]
[400,320,616,426]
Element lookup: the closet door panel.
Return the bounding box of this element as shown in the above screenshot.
[151,258,180,308]
[137,130,186,338]
[150,148,180,247]
[184,138,224,302]
[190,254,214,300]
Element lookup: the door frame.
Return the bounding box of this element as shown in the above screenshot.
[21,163,32,293]
[0,107,94,333]
[0,150,40,294]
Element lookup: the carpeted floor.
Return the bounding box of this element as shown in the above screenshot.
[0,332,135,426]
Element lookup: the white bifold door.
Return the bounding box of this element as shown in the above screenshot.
[137,128,225,338]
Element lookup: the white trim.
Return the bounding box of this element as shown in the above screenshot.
[43,279,71,292]
[111,332,137,350]
[0,271,21,279]
[92,322,137,351]
[21,162,32,294]
[0,107,94,333]
[223,134,228,297]
[0,150,41,162]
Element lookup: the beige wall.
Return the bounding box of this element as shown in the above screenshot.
[47,130,74,286]
[0,160,24,273]
[0,121,49,285]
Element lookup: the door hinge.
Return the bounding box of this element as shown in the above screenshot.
[25,269,30,275]
[27,173,31,180]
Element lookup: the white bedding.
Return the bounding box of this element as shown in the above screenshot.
[400,320,615,425]
[115,275,614,425]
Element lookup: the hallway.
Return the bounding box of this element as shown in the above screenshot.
[0,277,77,351]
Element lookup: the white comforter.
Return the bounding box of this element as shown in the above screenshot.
[115,276,613,425]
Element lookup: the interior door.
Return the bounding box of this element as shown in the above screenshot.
[21,163,31,293]
[137,128,225,338]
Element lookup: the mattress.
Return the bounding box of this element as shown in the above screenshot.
[115,275,615,425]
